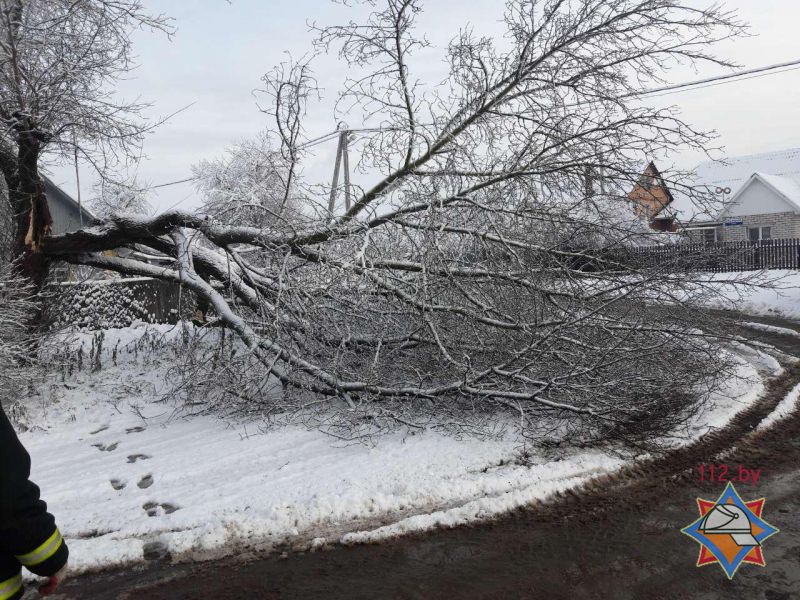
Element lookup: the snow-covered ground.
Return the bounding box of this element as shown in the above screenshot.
[12,318,782,576]
[742,321,800,338]
[758,382,800,432]
[702,270,800,320]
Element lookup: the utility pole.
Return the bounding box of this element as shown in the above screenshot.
[327,127,352,220]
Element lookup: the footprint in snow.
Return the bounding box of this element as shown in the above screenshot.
[143,502,179,517]
[89,425,109,435]
[143,540,171,561]
[91,442,119,452]
[127,454,151,464]
[138,474,154,489]
[110,479,126,491]
[126,426,146,434]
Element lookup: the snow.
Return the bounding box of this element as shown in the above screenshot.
[340,451,619,545]
[742,321,800,338]
[757,382,800,432]
[692,147,800,197]
[344,346,773,545]
[659,347,768,446]
[14,322,772,575]
[661,180,722,223]
[700,270,800,320]
[724,340,783,378]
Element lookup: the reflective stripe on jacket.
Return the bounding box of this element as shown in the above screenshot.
[0,572,22,600]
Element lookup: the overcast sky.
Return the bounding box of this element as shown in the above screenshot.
[47,0,800,214]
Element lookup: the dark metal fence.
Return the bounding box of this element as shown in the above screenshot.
[628,238,800,272]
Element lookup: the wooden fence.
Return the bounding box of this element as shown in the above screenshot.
[628,238,800,272]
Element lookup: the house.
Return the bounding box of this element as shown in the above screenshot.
[626,161,676,231]
[42,176,95,235]
[42,178,97,281]
[631,147,800,243]
[1,176,95,262]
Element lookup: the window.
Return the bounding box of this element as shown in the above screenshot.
[748,226,771,242]
[702,228,717,244]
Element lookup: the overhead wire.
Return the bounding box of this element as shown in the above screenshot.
[627,58,800,100]
[154,58,800,212]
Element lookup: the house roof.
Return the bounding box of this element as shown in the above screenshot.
[43,176,96,223]
[654,147,800,223]
[637,160,674,204]
[756,172,800,209]
[654,187,722,222]
[718,172,800,218]
[693,147,800,194]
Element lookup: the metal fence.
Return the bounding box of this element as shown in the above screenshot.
[628,238,800,272]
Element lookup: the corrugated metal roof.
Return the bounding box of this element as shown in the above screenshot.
[43,176,95,221]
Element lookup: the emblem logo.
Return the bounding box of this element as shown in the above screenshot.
[681,481,779,579]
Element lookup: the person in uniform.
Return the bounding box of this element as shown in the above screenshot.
[0,404,68,599]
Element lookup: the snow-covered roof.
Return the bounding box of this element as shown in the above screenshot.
[655,185,721,223]
[717,172,800,218]
[655,147,800,223]
[756,172,800,209]
[693,147,800,194]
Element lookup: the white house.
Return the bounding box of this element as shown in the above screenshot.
[648,147,800,242]
[716,172,800,241]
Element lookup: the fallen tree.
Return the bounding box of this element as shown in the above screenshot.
[38,0,757,445]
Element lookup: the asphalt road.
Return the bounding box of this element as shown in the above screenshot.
[61,314,800,600]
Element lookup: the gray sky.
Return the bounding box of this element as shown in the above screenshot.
[47,0,800,214]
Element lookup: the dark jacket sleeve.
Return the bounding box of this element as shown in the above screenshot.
[0,403,68,577]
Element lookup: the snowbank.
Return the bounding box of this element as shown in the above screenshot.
[675,349,769,440]
[15,324,773,574]
[757,382,800,432]
[742,321,800,338]
[701,270,800,320]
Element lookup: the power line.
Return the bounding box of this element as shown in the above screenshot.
[156,58,800,213]
[301,58,800,144]
[296,127,389,151]
[150,176,197,190]
[161,190,195,213]
[628,58,800,99]
[644,64,800,100]
[296,129,342,150]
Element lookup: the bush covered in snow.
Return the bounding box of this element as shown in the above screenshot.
[0,263,43,424]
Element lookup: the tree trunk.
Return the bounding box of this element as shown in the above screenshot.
[10,132,51,289]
